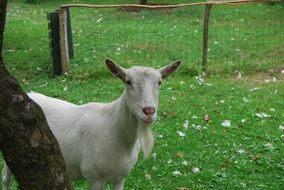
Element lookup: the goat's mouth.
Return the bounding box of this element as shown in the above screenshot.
[138,116,155,125]
[142,119,154,124]
[136,111,156,125]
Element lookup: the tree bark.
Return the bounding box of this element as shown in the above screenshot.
[0,1,71,189]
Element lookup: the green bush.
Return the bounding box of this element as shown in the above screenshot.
[25,0,44,4]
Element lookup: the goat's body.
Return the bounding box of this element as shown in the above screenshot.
[28,92,141,188]
[1,59,181,190]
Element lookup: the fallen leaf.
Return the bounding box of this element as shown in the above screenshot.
[250,154,261,161]
[255,112,270,119]
[222,120,231,128]
[176,187,192,190]
[237,149,245,154]
[183,120,189,128]
[250,87,259,92]
[96,17,102,23]
[192,167,200,173]
[203,114,210,123]
[167,159,173,164]
[144,173,151,180]
[176,151,183,158]
[177,131,186,137]
[182,160,189,166]
[278,125,284,132]
[172,170,182,177]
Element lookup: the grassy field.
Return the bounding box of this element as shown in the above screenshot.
[1,0,284,189]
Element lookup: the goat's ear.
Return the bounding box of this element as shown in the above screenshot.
[159,60,182,79]
[105,58,126,81]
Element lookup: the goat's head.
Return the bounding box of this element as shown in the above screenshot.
[105,59,181,125]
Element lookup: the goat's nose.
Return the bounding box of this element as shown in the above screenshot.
[142,107,156,116]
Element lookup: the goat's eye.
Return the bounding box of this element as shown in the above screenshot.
[126,80,131,86]
[158,81,162,85]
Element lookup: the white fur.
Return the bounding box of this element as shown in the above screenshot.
[2,59,181,190]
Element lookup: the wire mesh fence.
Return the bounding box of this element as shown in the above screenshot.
[69,6,204,73]
[67,2,284,75]
[208,3,284,73]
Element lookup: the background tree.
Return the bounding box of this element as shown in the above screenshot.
[0,0,71,189]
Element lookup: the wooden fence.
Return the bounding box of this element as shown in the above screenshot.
[48,0,273,75]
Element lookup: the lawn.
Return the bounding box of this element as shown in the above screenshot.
[1,0,284,189]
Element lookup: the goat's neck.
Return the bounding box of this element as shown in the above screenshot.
[112,91,154,157]
[112,91,139,149]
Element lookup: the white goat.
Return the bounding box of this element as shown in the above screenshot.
[2,59,181,190]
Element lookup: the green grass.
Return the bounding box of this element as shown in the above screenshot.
[1,0,284,189]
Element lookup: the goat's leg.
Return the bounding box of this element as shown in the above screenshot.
[90,181,106,190]
[113,178,125,190]
[2,161,12,190]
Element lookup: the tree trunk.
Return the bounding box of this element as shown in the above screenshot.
[0,1,72,189]
[140,0,147,5]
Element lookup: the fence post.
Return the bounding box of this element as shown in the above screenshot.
[202,3,212,74]
[66,8,74,59]
[59,8,70,74]
[48,11,62,75]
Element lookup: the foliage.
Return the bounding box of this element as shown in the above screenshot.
[1,0,284,189]
[140,0,148,4]
[25,0,43,4]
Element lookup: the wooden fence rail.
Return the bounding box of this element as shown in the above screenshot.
[60,0,270,9]
[50,0,275,75]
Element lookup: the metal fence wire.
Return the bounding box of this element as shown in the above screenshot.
[52,1,284,75]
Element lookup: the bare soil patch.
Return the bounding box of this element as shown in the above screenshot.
[231,68,284,84]
[119,3,174,12]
